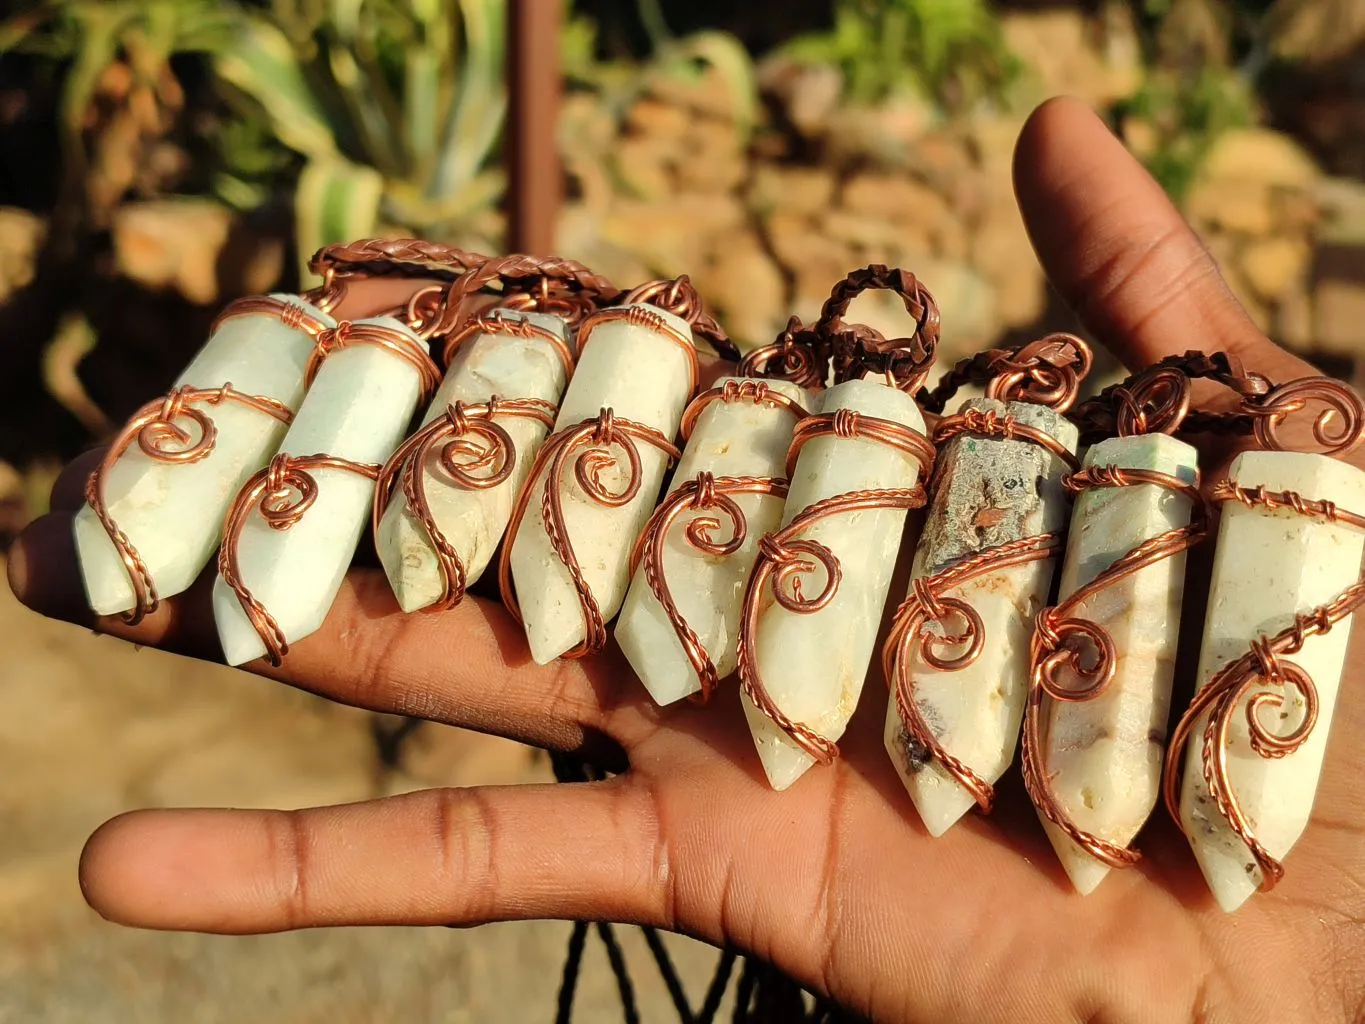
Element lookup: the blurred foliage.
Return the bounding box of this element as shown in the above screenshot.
[563,0,757,139]
[777,0,1019,110]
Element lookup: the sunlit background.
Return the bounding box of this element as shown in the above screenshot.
[2,0,1363,1019]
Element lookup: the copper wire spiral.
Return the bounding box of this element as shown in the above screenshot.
[497,409,683,659]
[1161,482,1365,891]
[218,452,382,666]
[736,410,935,763]
[1244,376,1365,456]
[880,406,1081,810]
[84,383,295,625]
[1020,465,1209,868]
[737,317,828,390]
[372,397,559,610]
[625,381,810,701]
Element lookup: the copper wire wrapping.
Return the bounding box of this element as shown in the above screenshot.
[433,252,619,341]
[303,318,442,393]
[440,308,577,374]
[1244,376,1365,456]
[625,381,811,701]
[371,397,559,610]
[621,275,739,362]
[879,394,1083,810]
[497,408,683,659]
[738,318,827,390]
[1020,465,1209,868]
[1159,481,1365,891]
[736,410,935,763]
[84,383,296,625]
[218,453,383,666]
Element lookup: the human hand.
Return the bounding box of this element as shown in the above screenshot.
[9,97,1365,1023]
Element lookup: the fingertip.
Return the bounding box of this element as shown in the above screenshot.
[7,513,92,625]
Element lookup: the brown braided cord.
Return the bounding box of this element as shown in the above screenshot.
[919,334,1093,415]
[436,253,620,338]
[816,265,941,391]
[1163,483,1365,892]
[308,238,490,281]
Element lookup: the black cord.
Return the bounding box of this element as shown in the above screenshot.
[596,922,641,1024]
[555,921,590,1024]
[695,950,737,1024]
[641,925,695,1022]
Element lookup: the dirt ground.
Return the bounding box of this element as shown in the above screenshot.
[0,560,732,1022]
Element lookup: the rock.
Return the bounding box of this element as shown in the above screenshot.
[1121,116,1161,161]
[746,163,836,218]
[555,203,653,287]
[0,208,45,302]
[624,96,693,142]
[841,174,948,225]
[825,99,937,168]
[676,118,747,194]
[819,209,910,251]
[1314,278,1365,354]
[914,258,998,363]
[694,232,787,349]
[757,56,842,137]
[1314,177,1365,244]
[613,136,677,202]
[601,193,747,276]
[111,199,283,306]
[1199,128,1321,189]
[645,63,744,123]
[1003,9,1140,109]
[1185,180,1275,236]
[1240,237,1311,301]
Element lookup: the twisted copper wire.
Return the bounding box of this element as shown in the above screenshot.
[371,397,558,610]
[577,304,701,396]
[620,381,809,700]
[882,533,1065,810]
[817,265,941,392]
[1162,482,1365,891]
[218,452,382,666]
[440,309,576,373]
[737,412,935,763]
[738,317,828,390]
[1243,377,1365,456]
[433,253,619,341]
[879,406,1080,809]
[630,473,791,701]
[211,294,336,338]
[678,379,811,441]
[1020,465,1208,868]
[304,318,442,395]
[497,409,683,659]
[622,276,738,361]
[84,384,295,625]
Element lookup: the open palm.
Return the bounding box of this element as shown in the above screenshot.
[11,98,1365,1023]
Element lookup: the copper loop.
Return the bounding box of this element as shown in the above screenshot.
[982,334,1093,414]
[1162,480,1365,890]
[498,409,682,659]
[1242,376,1365,456]
[622,276,737,361]
[1020,464,1209,868]
[738,317,828,389]
[627,472,790,701]
[816,265,941,391]
[219,453,382,666]
[737,410,935,763]
[84,382,295,625]
[371,396,557,610]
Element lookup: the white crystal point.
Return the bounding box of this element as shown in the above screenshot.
[1037,433,1198,895]
[743,378,927,791]
[884,398,1078,837]
[508,304,695,665]
[376,311,570,613]
[213,316,428,666]
[1179,450,1365,913]
[616,377,810,706]
[74,294,329,615]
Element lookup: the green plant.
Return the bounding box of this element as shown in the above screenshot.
[779,0,1019,110]
[216,0,508,272]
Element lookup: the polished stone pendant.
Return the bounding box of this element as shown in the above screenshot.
[502,304,696,664]
[883,397,1078,836]
[738,378,933,790]
[75,294,333,621]
[374,309,572,613]
[213,316,440,666]
[615,377,811,705]
[1171,449,1365,912]
[1022,433,1201,894]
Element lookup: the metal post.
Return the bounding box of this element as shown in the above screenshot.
[507,0,562,256]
